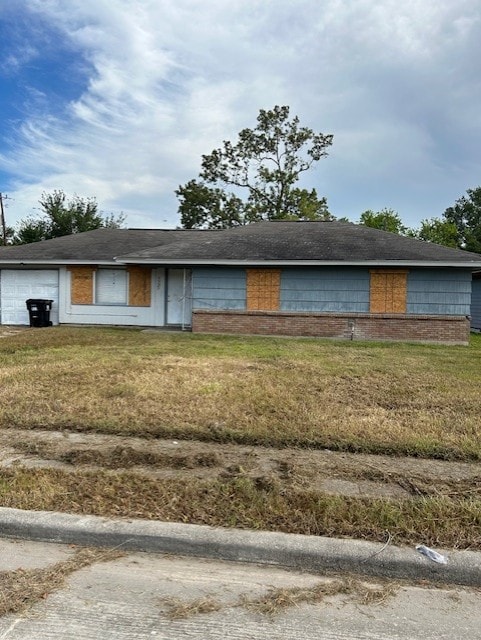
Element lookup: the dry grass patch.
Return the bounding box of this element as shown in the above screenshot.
[160,595,223,620]
[1,467,481,550]
[59,447,220,469]
[159,577,398,620]
[240,577,398,616]
[12,441,220,470]
[0,547,123,617]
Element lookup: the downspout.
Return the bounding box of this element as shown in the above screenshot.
[181,268,186,331]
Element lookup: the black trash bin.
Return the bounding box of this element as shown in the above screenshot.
[26,299,53,327]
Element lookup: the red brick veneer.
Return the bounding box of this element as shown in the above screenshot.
[192,310,470,344]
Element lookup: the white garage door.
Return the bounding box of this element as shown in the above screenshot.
[0,270,59,325]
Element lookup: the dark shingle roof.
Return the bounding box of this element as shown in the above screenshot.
[0,228,207,262]
[0,222,480,266]
[117,221,481,265]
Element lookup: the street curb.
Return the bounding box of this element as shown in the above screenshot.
[1,507,480,587]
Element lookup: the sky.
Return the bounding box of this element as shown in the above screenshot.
[0,0,480,230]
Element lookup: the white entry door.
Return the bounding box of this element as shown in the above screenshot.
[166,269,192,326]
[0,269,59,325]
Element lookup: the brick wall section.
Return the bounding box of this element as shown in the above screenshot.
[192,310,471,344]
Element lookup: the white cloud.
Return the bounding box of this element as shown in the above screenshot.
[1,45,38,76]
[1,0,480,229]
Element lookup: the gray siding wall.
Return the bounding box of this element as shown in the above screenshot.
[407,269,472,316]
[193,266,473,317]
[280,268,370,313]
[193,268,246,310]
[471,278,481,329]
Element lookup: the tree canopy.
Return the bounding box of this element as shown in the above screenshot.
[176,180,245,229]
[11,191,125,245]
[405,187,481,251]
[356,187,481,253]
[443,186,481,253]
[177,105,333,228]
[408,217,459,248]
[359,208,407,234]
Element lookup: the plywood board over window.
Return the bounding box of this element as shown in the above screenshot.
[68,266,96,304]
[128,267,152,307]
[246,269,281,311]
[370,270,408,313]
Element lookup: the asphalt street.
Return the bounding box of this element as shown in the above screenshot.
[1,537,480,640]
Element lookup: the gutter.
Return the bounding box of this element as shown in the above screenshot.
[0,260,120,266]
[1,259,480,269]
[113,258,481,268]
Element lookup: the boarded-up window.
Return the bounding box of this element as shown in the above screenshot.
[128,267,152,307]
[68,267,96,304]
[370,270,408,313]
[246,269,281,311]
[69,265,152,307]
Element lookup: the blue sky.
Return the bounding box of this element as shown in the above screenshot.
[0,0,480,230]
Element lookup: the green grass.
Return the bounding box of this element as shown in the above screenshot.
[1,327,481,460]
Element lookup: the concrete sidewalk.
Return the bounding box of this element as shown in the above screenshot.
[3,539,480,640]
[1,506,479,587]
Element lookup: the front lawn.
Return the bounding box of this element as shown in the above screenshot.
[1,327,480,460]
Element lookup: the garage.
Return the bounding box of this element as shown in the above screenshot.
[0,269,59,325]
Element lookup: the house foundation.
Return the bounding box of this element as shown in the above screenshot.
[192,310,471,345]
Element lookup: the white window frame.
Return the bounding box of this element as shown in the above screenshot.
[95,268,128,305]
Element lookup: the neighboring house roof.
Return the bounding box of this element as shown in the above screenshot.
[0,222,480,268]
[117,221,481,268]
[0,228,207,264]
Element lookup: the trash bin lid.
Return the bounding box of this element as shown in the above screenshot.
[26,298,53,303]
[26,299,54,309]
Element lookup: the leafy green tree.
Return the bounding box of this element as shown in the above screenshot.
[283,188,334,221]
[176,180,246,229]
[443,186,481,253]
[12,218,50,245]
[12,190,125,244]
[178,105,333,228]
[408,217,459,248]
[1,225,16,245]
[359,208,407,234]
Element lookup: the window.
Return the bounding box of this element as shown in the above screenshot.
[95,269,128,305]
[127,266,152,306]
[370,270,408,313]
[69,266,96,304]
[246,269,281,311]
[68,266,152,306]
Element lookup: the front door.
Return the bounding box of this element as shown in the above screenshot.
[166,269,192,326]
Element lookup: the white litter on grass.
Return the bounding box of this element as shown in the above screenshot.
[416,544,448,564]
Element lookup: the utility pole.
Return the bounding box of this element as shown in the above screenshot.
[0,192,9,245]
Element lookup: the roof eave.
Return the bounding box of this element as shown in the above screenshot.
[2,258,480,269]
[0,260,119,266]
[114,258,481,268]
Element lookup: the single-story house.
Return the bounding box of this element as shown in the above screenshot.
[0,220,480,344]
